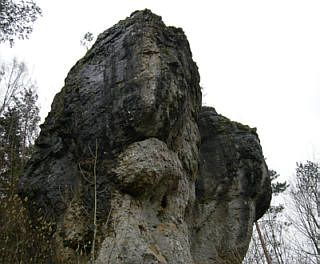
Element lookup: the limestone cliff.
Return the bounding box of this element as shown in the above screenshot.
[18,9,271,264]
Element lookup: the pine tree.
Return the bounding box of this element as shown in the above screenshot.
[0,60,52,263]
[0,59,40,196]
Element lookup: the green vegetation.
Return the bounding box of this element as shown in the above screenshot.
[0,58,53,263]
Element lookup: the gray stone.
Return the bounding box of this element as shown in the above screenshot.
[192,106,271,263]
[18,9,271,264]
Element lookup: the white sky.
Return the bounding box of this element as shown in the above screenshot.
[1,0,319,181]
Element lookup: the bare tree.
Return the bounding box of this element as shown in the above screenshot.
[243,170,293,264]
[287,161,320,264]
[0,58,29,115]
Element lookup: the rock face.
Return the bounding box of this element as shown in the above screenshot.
[18,9,271,264]
[193,107,271,263]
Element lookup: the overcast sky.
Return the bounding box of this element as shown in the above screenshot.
[1,0,319,181]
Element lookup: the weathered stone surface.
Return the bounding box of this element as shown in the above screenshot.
[18,9,271,264]
[113,138,184,196]
[192,106,271,263]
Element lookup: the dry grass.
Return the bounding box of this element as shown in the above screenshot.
[0,191,55,263]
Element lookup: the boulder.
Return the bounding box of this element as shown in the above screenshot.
[18,9,271,264]
[192,106,271,263]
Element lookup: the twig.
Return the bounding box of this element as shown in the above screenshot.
[78,163,93,185]
[91,139,98,263]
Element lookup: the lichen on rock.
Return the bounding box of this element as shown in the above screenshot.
[18,9,271,264]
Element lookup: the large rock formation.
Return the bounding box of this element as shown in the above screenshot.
[18,9,271,264]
